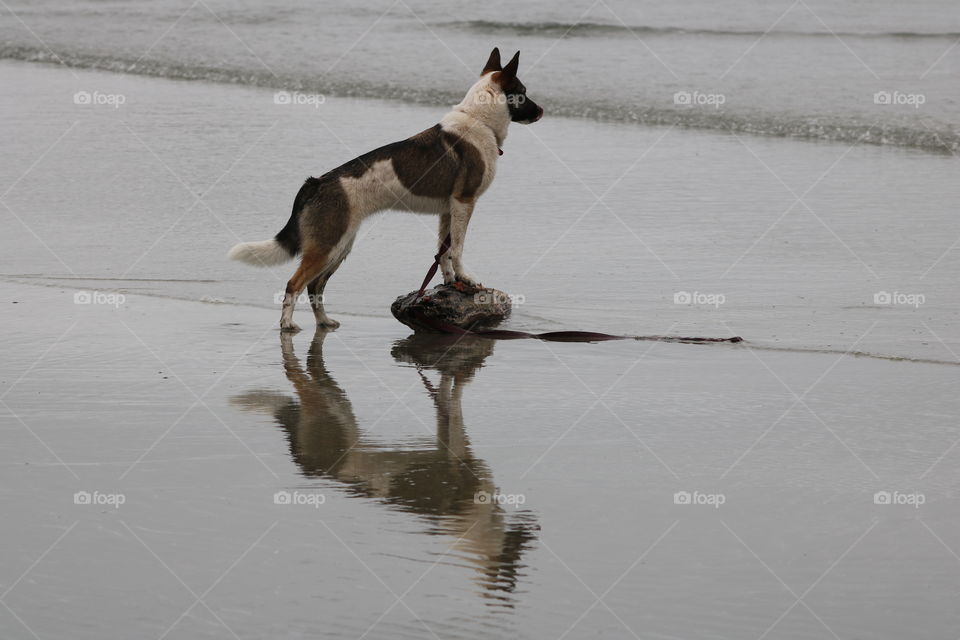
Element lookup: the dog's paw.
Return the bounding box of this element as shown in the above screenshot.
[316,318,340,330]
[280,320,302,333]
[454,273,482,289]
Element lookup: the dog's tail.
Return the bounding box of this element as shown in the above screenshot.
[227,178,316,266]
[226,237,293,266]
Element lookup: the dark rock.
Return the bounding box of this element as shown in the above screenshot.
[391,283,512,333]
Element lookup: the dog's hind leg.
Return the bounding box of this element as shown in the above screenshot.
[281,186,355,331]
[298,233,356,331]
[306,276,336,329]
[282,249,337,333]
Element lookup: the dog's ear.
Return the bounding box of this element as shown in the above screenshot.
[500,51,520,81]
[482,47,502,75]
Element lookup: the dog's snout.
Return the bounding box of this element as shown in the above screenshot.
[513,101,543,125]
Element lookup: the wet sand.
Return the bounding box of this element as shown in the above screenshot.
[3,281,960,639]
[2,60,960,639]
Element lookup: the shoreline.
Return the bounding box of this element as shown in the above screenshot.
[4,278,958,367]
[3,6,959,635]
[1,50,956,156]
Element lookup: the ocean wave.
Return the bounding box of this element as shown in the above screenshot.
[436,19,960,40]
[2,44,956,154]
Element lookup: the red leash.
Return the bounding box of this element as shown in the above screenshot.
[406,236,742,344]
[417,232,451,297]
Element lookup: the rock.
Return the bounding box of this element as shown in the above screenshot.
[391,283,512,333]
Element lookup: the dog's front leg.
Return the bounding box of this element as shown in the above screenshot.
[446,198,481,287]
[438,211,456,284]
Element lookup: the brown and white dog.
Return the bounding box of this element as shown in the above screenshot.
[228,48,542,332]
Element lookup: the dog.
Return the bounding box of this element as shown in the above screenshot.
[227,48,542,331]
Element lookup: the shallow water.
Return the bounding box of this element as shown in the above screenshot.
[1,45,960,639]
[3,284,960,639]
[1,0,959,152]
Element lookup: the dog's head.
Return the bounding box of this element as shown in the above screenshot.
[482,48,543,124]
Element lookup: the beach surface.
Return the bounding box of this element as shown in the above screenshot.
[2,59,960,639]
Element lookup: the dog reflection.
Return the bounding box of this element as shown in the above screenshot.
[232,330,536,601]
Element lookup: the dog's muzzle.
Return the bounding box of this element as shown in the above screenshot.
[518,106,544,125]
